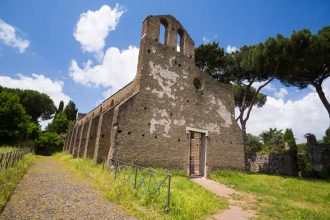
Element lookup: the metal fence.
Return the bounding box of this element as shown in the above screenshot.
[103,159,172,210]
[0,147,32,170]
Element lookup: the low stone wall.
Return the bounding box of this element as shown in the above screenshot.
[248,152,297,176]
[308,144,330,173]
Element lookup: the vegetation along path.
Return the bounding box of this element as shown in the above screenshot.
[0,156,134,220]
[192,177,256,220]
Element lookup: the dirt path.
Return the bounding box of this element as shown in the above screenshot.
[192,177,256,220]
[0,156,134,220]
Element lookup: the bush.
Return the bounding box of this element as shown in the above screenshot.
[34,132,63,155]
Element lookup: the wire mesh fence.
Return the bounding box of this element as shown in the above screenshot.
[0,147,32,170]
[103,159,172,210]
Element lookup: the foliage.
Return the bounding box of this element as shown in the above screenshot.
[0,91,31,144]
[64,100,78,121]
[323,126,330,144]
[34,132,63,155]
[259,128,284,152]
[210,169,330,219]
[245,133,263,155]
[232,84,267,110]
[56,101,64,115]
[0,153,35,211]
[0,86,56,122]
[283,128,297,152]
[55,152,228,220]
[277,27,330,117]
[47,112,69,134]
[195,42,231,82]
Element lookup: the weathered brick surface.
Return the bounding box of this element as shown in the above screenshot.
[248,152,298,176]
[84,116,99,158]
[92,109,114,163]
[66,15,245,175]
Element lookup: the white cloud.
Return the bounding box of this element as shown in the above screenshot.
[69,45,139,95]
[0,19,29,53]
[274,88,288,99]
[0,73,70,107]
[226,45,238,53]
[202,36,209,44]
[74,4,124,58]
[245,78,330,143]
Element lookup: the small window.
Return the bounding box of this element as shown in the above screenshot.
[159,18,168,45]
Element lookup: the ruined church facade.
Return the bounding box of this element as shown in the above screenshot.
[64,15,245,176]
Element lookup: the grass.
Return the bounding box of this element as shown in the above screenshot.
[54,152,228,220]
[0,153,36,211]
[209,170,330,219]
[0,146,18,153]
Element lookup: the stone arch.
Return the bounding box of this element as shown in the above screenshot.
[159,17,168,45]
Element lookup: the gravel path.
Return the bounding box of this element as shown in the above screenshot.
[0,156,134,220]
[192,177,256,220]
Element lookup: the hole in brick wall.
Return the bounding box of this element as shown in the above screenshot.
[142,134,145,137]
[178,138,181,142]
[144,107,147,110]
[147,49,151,53]
[128,131,131,135]
[118,130,122,133]
[175,60,177,65]
[178,64,181,67]
[154,135,157,139]
[155,38,158,42]
[148,122,151,126]
[189,55,192,58]
[101,134,104,138]
[188,67,191,70]
[186,100,189,103]
[170,112,172,117]
[90,137,93,139]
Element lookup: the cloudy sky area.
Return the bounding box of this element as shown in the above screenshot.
[0,0,329,142]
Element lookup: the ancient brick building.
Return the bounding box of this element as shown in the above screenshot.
[64,15,245,176]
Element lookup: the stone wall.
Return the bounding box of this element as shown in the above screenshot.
[64,15,245,175]
[308,144,330,173]
[249,152,298,176]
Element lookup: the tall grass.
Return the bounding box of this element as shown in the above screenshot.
[210,170,330,219]
[0,153,36,211]
[55,153,228,219]
[0,146,18,153]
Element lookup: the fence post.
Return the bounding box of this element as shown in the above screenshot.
[167,174,171,209]
[5,152,12,169]
[114,161,118,179]
[134,166,138,189]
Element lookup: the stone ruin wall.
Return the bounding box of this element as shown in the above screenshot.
[249,152,298,176]
[64,15,245,173]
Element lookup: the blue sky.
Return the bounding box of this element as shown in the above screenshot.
[0,0,329,142]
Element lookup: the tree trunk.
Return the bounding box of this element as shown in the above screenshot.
[314,82,330,118]
[240,117,249,169]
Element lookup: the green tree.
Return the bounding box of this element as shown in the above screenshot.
[64,100,78,121]
[277,27,330,117]
[323,126,330,144]
[195,42,231,82]
[284,128,297,152]
[260,128,284,152]
[47,112,69,134]
[0,91,29,144]
[34,132,63,155]
[246,133,264,154]
[56,101,64,114]
[0,86,56,122]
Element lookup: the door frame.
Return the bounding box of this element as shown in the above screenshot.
[186,127,208,177]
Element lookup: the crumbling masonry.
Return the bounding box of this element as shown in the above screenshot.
[64,15,245,176]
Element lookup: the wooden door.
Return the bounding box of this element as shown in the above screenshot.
[190,132,202,176]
